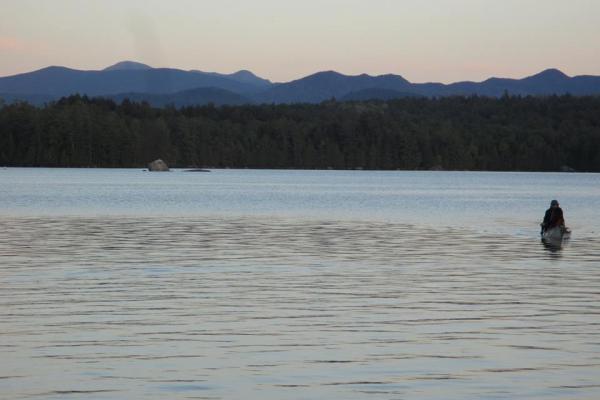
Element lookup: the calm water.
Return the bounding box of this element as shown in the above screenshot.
[1,168,600,399]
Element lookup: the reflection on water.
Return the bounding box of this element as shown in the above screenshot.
[541,235,571,258]
[1,216,600,399]
[541,240,564,259]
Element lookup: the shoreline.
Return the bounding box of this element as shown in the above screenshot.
[0,166,594,173]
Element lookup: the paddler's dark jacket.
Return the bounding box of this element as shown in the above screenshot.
[548,207,565,229]
[542,208,553,230]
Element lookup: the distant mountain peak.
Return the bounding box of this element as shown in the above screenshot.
[304,70,409,83]
[527,68,569,80]
[299,70,349,83]
[104,61,152,71]
[228,69,272,85]
[231,69,258,78]
[191,68,272,87]
[312,70,344,77]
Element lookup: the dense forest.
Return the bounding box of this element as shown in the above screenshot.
[1,95,599,171]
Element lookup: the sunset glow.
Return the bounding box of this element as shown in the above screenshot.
[1,0,599,82]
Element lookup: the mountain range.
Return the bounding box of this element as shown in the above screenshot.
[1,61,600,106]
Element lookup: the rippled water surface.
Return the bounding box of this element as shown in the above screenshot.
[1,169,600,399]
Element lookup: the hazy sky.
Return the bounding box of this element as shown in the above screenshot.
[1,0,599,82]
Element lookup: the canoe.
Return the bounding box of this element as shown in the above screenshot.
[542,226,570,242]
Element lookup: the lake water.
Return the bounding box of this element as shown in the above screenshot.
[1,168,600,399]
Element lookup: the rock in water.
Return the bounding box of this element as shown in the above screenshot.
[148,159,169,171]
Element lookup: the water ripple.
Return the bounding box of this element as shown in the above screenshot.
[1,216,600,399]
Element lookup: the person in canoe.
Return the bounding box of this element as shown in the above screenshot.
[541,200,560,235]
[541,199,569,238]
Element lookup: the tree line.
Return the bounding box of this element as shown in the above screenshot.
[1,95,599,171]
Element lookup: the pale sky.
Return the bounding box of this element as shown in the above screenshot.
[1,0,599,83]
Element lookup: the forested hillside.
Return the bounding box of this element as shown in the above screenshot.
[1,95,599,171]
